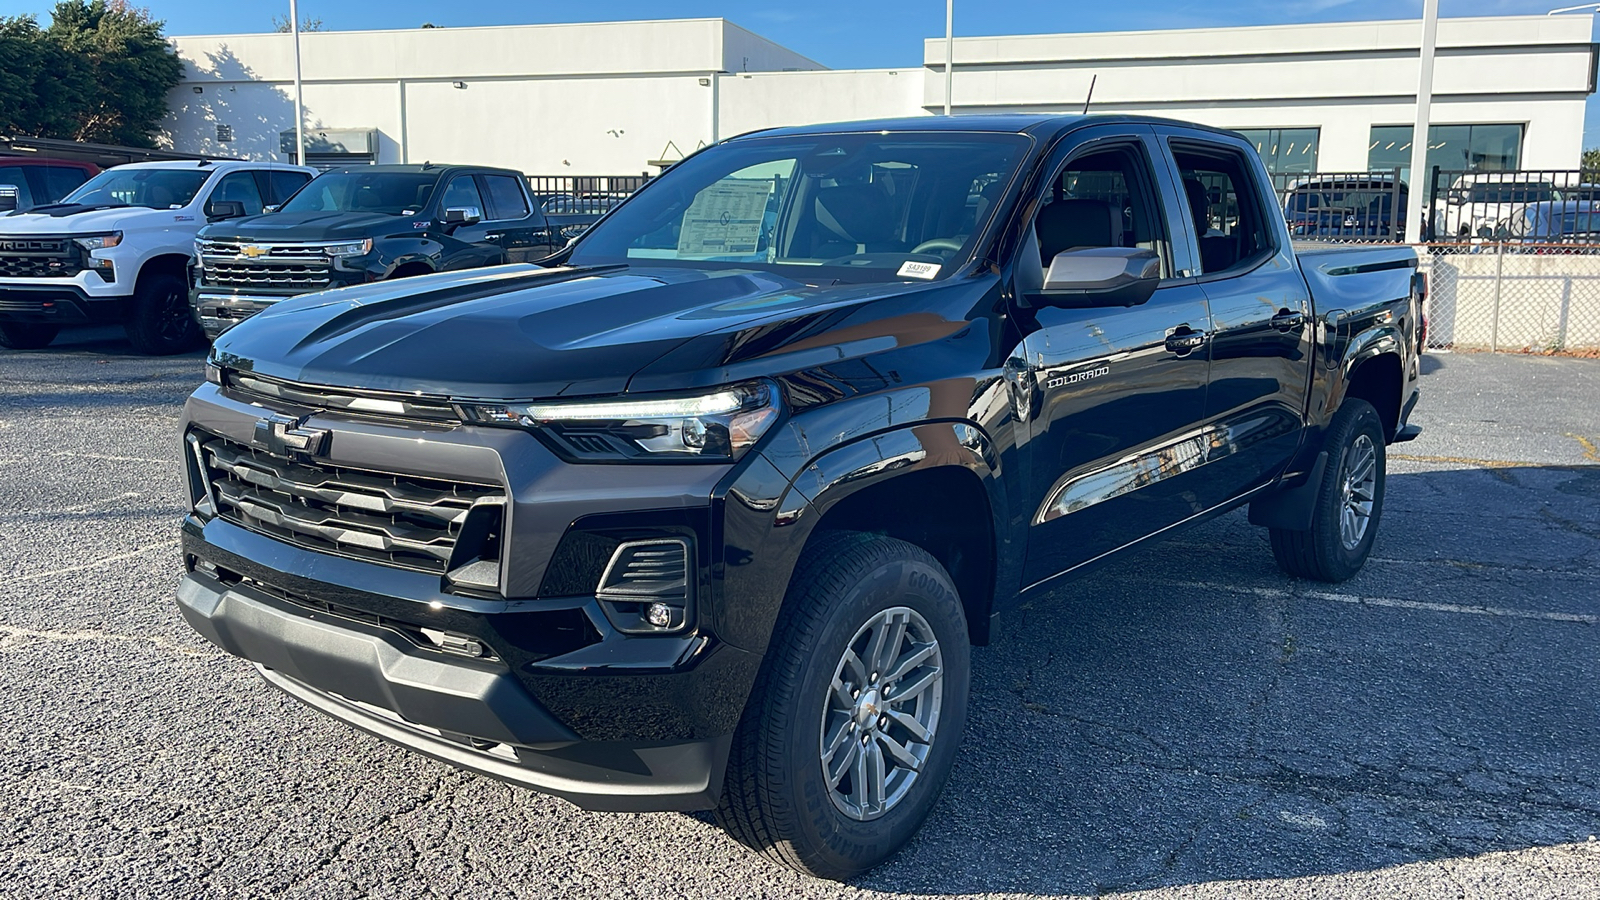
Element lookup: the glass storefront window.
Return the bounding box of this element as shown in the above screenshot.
[1236,128,1320,175]
[1368,124,1524,183]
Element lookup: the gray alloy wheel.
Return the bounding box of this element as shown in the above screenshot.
[1339,433,1378,551]
[819,605,944,821]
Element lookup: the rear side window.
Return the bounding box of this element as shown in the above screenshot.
[481,175,529,220]
[1170,142,1275,277]
[44,166,90,202]
[268,171,312,205]
[0,166,36,208]
[211,171,265,216]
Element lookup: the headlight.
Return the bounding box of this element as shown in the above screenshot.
[192,237,205,269]
[73,231,122,251]
[459,381,781,462]
[324,239,373,257]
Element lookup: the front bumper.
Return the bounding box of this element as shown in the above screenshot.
[177,568,734,810]
[191,290,290,339]
[0,282,131,324]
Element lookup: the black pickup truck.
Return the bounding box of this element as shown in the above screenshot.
[174,115,1422,879]
[189,164,599,339]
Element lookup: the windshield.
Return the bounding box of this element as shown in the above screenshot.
[568,132,1031,281]
[62,168,211,209]
[278,172,439,216]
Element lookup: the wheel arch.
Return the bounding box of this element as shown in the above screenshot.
[1341,349,1404,441]
[135,252,191,290]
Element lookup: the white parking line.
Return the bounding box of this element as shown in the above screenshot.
[0,623,219,659]
[7,540,180,584]
[1166,581,1598,625]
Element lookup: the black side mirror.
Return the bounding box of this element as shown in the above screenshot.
[0,185,18,213]
[442,206,482,229]
[263,204,280,214]
[1031,247,1161,309]
[207,200,246,221]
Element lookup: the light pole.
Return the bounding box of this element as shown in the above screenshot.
[1404,0,1438,244]
[1547,3,1600,13]
[290,0,305,165]
[943,0,953,116]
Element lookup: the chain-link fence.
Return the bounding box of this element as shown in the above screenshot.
[1419,243,1600,354]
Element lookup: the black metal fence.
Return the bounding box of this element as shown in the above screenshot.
[1269,169,1408,242]
[526,174,651,215]
[1423,167,1598,244]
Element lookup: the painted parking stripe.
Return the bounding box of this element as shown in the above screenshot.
[1164,581,1598,625]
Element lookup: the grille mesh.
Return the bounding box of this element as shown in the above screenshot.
[0,238,78,278]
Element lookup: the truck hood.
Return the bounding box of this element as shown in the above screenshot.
[212,263,962,399]
[206,211,423,242]
[0,205,191,234]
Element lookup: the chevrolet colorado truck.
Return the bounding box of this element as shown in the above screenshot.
[190,164,602,339]
[175,115,1422,879]
[0,160,314,352]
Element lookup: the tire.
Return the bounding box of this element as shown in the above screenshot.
[125,271,202,355]
[0,323,59,350]
[1269,398,1387,582]
[715,531,970,880]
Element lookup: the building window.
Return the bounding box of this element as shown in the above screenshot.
[1368,124,1524,181]
[1235,128,1319,175]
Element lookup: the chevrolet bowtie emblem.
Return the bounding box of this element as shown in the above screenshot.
[253,412,330,459]
[239,244,269,258]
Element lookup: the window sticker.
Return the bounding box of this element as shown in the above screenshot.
[897,260,941,280]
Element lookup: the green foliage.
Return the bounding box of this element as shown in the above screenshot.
[1584,148,1600,179]
[271,15,325,33]
[0,1,184,148]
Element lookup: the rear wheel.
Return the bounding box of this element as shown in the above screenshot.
[125,271,202,355]
[1269,398,1386,582]
[0,323,59,350]
[715,532,970,880]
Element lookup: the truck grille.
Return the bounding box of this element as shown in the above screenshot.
[223,371,461,424]
[194,433,503,574]
[0,237,80,278]
[198,240,333,292]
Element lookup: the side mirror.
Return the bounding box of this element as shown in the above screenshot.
[207,199,246,221]
[0,185,18,213]
[442,206,481,228]
[263,204,280,214]
[1447,194,1466,206]
[1032,247,1161,309]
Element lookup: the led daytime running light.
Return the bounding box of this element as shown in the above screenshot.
[512,389,747,422]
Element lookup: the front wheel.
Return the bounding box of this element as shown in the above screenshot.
[0,323,60,350]
[125,272,202,355]
[715,532,970,880]
[1269,398,1387,582]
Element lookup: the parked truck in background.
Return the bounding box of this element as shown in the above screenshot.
[190,164,605,339]
[0,158,99,214]
[0,160,314,352]
[174,115,1422,879]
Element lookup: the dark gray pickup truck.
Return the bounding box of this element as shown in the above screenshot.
[175,115,1422,879]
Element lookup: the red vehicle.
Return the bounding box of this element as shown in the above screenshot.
[0,158,100,213]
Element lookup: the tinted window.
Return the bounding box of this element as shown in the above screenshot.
[481,175,529,220]
[278,172,437,215]
[569,132,1030,282]
[210,172,265,216]
[0,167,35,209]
[439,175,485,214]
[1028,144,1171,281]
[268,170,312,205]
[64,168,211,209]
[43,166,91,202]
[1172,144,1274,276]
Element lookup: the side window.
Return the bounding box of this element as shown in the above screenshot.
[268,171,312,205]
[439,175,485,214]
[0,167,36,208]
[210,171,264,216]
[1026,144,1170,281]
[44,167,90,202]
[1170,143,1273,277]
[480,175,529,220]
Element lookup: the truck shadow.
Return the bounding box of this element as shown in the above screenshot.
[861,463,1600,895]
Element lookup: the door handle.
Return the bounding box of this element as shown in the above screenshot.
[1271,308,1305,332]
[1165,327,1207,355]
[483,233,502,241]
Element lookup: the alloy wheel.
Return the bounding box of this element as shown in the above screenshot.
[1339,433,1378,550]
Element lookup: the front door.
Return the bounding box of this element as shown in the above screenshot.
[1013,131,1214,588]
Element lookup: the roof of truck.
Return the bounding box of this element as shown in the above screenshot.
[730,114,1246,142]
[321,163,525,178]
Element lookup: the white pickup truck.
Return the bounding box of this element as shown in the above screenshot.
[0,160,314,353]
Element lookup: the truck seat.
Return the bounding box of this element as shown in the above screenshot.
[1036,198,1118,265]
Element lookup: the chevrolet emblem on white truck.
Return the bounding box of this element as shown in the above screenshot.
[252,412,330,460]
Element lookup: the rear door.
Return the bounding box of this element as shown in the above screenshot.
[1158,129,1313,508]
[476,173,550,262]
[1012,127,1215,587]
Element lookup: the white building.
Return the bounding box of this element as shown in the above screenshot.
[161,15,1598,180]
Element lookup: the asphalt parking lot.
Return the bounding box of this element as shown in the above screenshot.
[1,327,1597,900]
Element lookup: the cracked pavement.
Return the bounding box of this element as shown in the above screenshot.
[1,328,1597,899]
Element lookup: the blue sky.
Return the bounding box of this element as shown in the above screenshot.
[4,0,1599,144]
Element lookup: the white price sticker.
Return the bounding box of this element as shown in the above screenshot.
[897,260,941,280]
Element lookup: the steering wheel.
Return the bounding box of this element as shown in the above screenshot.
[910,238,964,256]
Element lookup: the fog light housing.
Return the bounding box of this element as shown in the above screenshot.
[595,538,693,633]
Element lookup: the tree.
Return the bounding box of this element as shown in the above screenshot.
[0,1,183,148]
[272,15,324,32]
[1583,148,1600,179]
